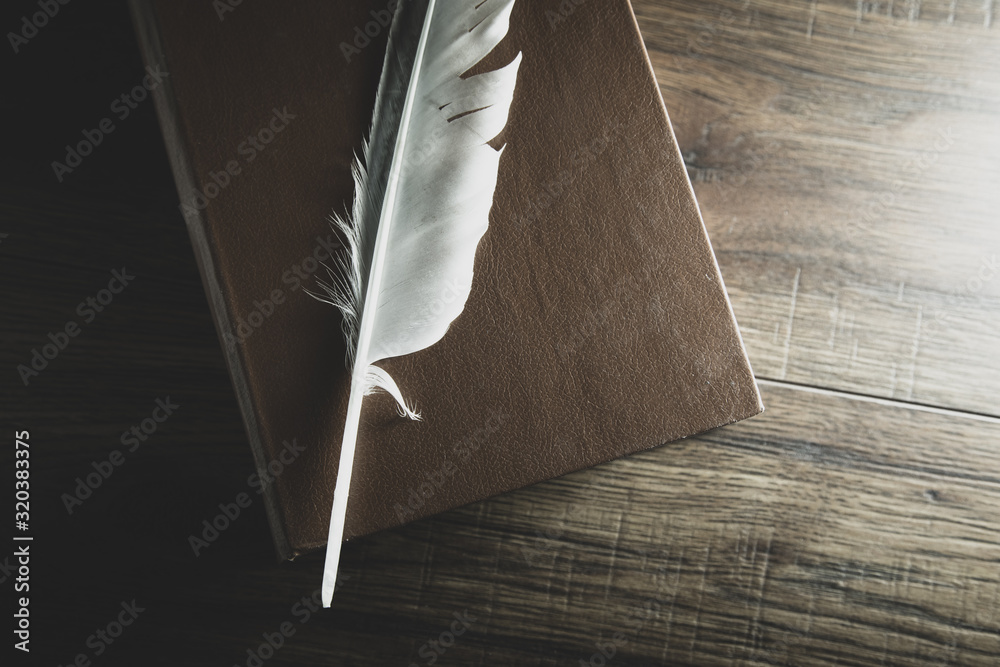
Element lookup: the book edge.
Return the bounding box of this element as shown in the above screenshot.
[623,0,764,416]
[127,0,294,562]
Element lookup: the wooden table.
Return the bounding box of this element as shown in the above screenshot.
[2,0,997,665]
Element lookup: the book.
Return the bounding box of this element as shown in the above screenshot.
[129,0,763,560]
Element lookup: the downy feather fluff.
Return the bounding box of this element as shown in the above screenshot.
[315,0,522,605]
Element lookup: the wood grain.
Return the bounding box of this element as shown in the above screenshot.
[330,381,1000,666]
[1,0,998,665]
[636,0,1000,416]
[12,380,1000,666]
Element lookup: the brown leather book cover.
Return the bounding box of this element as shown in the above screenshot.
[130,0,763,559]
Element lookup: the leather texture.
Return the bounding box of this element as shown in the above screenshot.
[133,0,763,558]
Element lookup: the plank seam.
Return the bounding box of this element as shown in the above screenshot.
[757,377,1000,424]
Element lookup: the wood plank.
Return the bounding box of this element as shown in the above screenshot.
[633,0,1000,415]
[27,382,1000,665]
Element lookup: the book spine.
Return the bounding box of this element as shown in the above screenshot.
[127,0,293,561]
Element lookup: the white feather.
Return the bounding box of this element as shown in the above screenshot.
[316,0,522,606]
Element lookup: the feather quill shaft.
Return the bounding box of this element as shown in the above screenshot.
[319,0,521,606]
